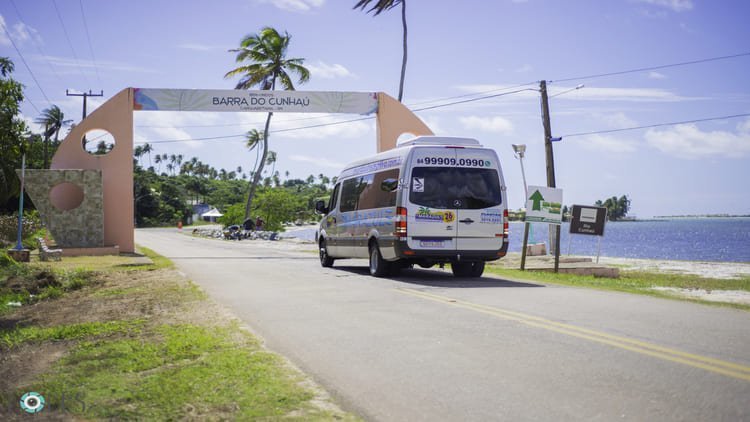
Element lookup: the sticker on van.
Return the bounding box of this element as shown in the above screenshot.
[415,208,455,223]
[412,177,424,192]
[480,211,503,223]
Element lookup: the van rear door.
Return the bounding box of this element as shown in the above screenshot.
[405,146,505,254]
[405,147,459,252]
[452,148,505,252]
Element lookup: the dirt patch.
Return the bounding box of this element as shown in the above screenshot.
[5,270,60,295]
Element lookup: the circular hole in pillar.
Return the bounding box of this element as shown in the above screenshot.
[50,182,84,211]
[82,129,116,155]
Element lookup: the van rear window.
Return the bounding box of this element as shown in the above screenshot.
[409,167,502,209]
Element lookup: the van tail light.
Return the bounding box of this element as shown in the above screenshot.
[503,209,509,242]
[396,206,408,238]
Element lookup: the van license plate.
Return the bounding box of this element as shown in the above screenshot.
[419,240,445,248]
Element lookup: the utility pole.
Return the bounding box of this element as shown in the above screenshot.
[67,89,103,149]
[540,80,561,271]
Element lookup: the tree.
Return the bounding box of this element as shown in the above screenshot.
[34,105,72,168]
[225,26,310,221]
[0,57,28,209]
[354,0,407,101]
[142,143,153,167]
[595,195,631,221]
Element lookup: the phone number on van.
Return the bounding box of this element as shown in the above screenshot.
[417,157,492,167]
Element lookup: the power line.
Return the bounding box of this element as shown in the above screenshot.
[52,0,93,90]
[9,0,66,86]
[551,52,750,84]
[78,0,104,88]
[135,52,750,144]
[561,113,750,138]
[1,19,49,114]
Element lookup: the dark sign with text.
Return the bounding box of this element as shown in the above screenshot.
[569,205,607,236]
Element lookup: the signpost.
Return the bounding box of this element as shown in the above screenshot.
[568,205,608,262]
[521,185,563,272]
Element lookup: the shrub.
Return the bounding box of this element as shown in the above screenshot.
[0,212,43,248]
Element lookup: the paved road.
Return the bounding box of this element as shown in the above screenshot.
[136,228,750,421]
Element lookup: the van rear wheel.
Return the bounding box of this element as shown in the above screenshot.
[369,242,390,277]
[319,239,334,268]
[452,261,484,278]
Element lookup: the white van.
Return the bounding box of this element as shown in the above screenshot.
[315,136,509,277]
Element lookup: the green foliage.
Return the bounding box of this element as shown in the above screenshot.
[0,57,28,209]
[595,195,631,221]
[0,211,43,248]
[0,249,18,268]
[253,188,301,231]
[218,203,245,227]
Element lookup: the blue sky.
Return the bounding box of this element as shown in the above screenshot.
[1,0,749,217]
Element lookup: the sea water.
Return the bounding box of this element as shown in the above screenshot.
[285,218,750,263]
[514,218,750,263]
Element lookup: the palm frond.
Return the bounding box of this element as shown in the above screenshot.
[353,0,401,16]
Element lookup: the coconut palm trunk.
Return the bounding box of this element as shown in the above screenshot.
[244,112,273,219]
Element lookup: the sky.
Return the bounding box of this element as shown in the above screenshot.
[1,0,749,218]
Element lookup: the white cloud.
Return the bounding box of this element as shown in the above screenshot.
[256,0,325,12]
[178,43,228,52]
[289,154,345,169]
[598,112,638,128]
[0,16,42,46]
[572,134,638,153]
[305,61,354,79]
[645,120,750,159]
[515,64,533,73]
[41,55,159,74]
[648,71,667,79]
[455,83,687,102]
[634,0,693,12]
[0,15,7,46]
[271,113,372,140]
[459,115,514,134]
[560,86,685,102]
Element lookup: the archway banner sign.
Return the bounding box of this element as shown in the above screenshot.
[31,87,432,255]
[133,88,379,114]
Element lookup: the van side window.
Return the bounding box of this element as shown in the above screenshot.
[328,183,340,212]
[339,169,400,212]
[340,177,362,212]
[369,169,399,209]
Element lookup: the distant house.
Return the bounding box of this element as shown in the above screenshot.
[202,207,223,222]
[192,203,210,223]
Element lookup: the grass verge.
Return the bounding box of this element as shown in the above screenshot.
[485,264,750,310]
[0,248,356,420]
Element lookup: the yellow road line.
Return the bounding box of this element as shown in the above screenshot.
[396,288,750,382]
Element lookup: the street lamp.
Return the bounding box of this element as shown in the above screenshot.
[511,144,528,200]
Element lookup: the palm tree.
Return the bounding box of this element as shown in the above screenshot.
[134,145,144,167]
[354,0,407,101]
[266,150,277,176]
[142,143,153,167]
[0,57,14,76]
[34,105,72,168]
[225,26,310,220]
[154,154,162,173]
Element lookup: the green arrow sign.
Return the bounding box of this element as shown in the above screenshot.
[529,190,544,211]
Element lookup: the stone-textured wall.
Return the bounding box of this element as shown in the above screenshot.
[18,169,104,248]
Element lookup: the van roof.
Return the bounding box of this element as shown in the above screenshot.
[397,136,482,148]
